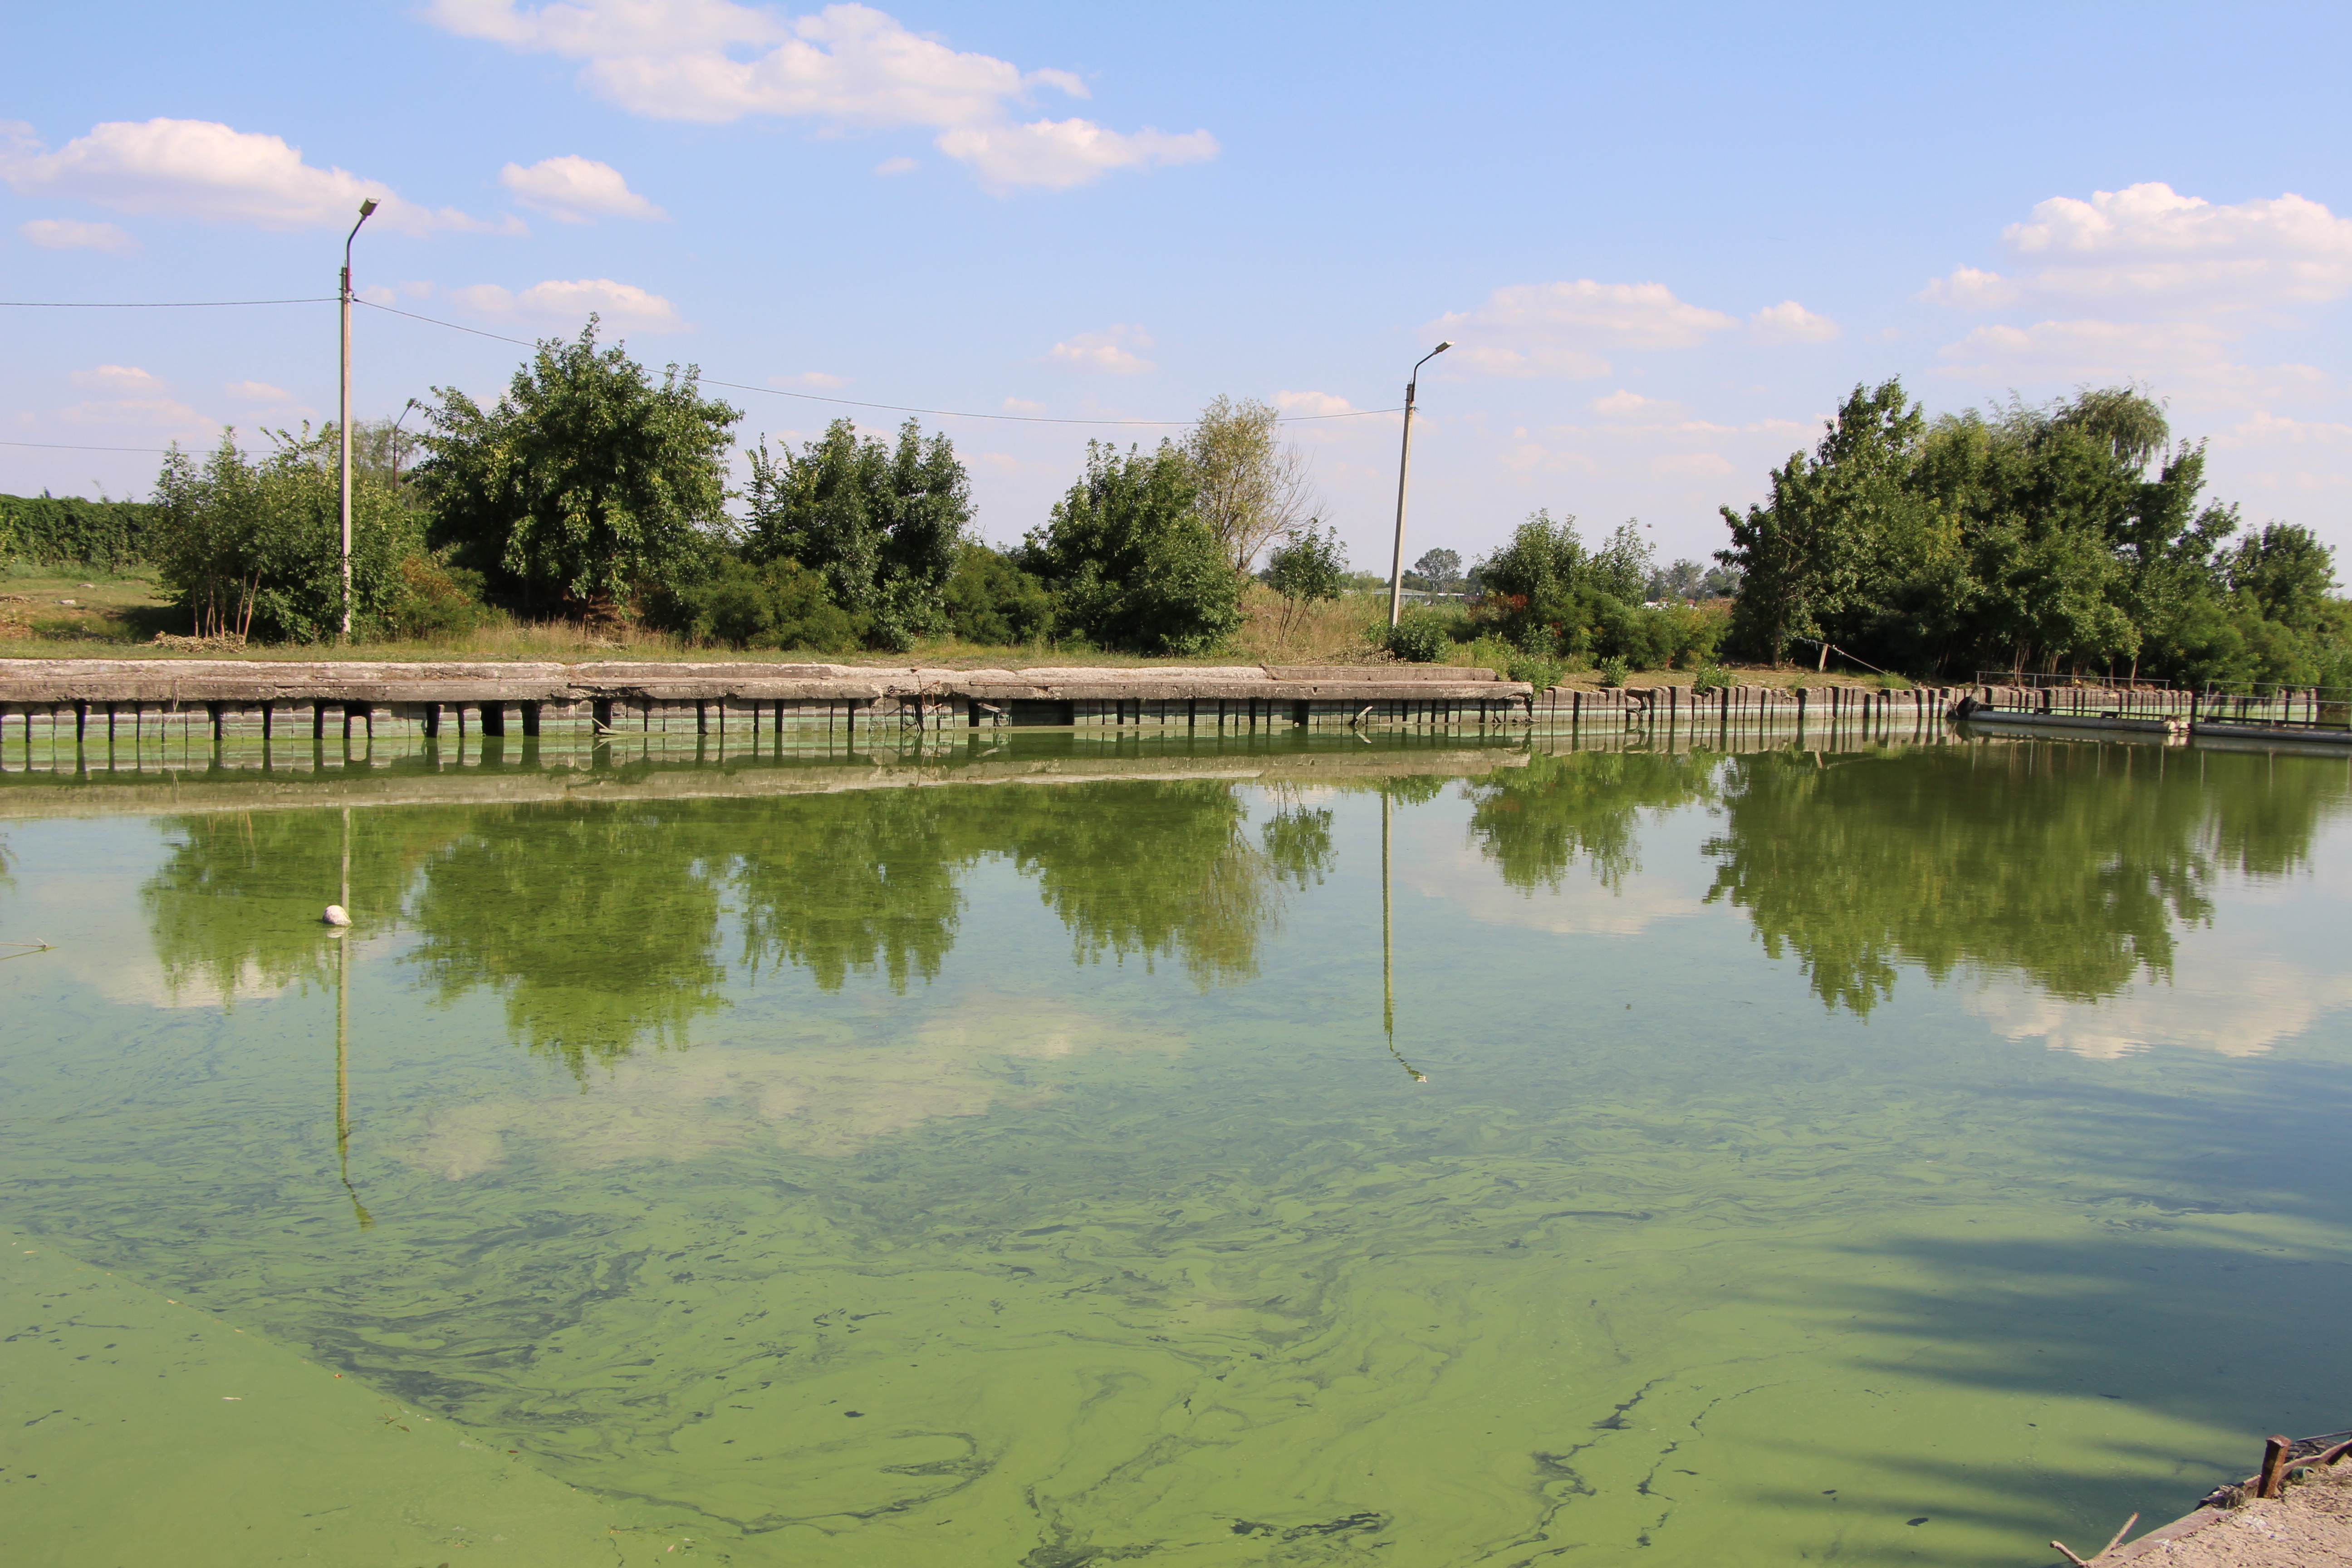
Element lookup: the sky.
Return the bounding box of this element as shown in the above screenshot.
[5,0,2350,579]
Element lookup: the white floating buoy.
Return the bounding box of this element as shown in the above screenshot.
[323,904,352,927]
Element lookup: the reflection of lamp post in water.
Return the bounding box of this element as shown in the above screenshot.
[1382,791,1429,1083]
[330,807,374,1229]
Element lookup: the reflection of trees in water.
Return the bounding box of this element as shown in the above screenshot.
[995,781,1298,987]
[1465,751,1717,893]
[733,789,969,994]
[137,778,1341,1063]
[1701,745,2351,1016]
[405,805,730,1072]
[141,808,460,1007]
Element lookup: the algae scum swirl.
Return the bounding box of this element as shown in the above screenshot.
[4,733,2352,1565]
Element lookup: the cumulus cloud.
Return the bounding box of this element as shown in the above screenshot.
[1920,183,2352,314]
[1044,323,1154,375]
[1430,280,1737,378]
[1747,299,1840,343]
[69,364,167,393]
[19,216,135,251]
[1934,318,2328,407]
[1590,389,1683,419]
[453,277,683,331]
[498,155,664,221]
[422,1,1215,191]
[0,118,516,234]
[1274,390,1356,417]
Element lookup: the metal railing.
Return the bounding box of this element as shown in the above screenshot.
[2193,681,2352,733]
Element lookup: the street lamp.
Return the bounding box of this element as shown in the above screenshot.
[338,198,379,642]
[1386,340,1452,629]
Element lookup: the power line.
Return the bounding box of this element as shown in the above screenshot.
[357,299,1401,428]
[0,293,1404,432]
[0,297,336,308]
[1,438,172,453]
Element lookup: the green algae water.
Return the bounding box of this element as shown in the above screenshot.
[5,730,2352,1565]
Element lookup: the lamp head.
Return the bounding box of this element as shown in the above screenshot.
[358,199,379,218]
[1434,340,1453,353]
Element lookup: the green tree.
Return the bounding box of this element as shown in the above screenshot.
[942,541,1055,646]
[1718,379,1926,664]
[1410,547,1464,594]
[1021,441,1242,655]
[1262,522,1348,638]
[418,318,740,618]
[151,426,420,642]
[742,417,971,649]
[2228,523,2337,634]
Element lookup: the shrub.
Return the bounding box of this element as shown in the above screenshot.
[1021,441,1241,656]
[943,542,1054,646]
[1505,652,1563,690]
[1691,663,1730,694]
[1385,611,1451,663]
[387,554,487,641]
[1874,671,1915,691]
[1597,655,1630,688]
[668,557,859,652]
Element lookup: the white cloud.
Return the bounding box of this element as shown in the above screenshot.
[773,370,846,388]
[1747,299,1840,344]
[1590,389,1683,419]
[934,119,1215,194]
[69,364,166,393]
[498,154,664,221]
[1965,946,2352,1061]
[454,277,683,331]
[1044,323,1154,375]
[874,155,919,176]
[224,380,293,401]
[0,118,516,235]
[1001,397,1046,414]
[1274,390,1356,417]
[18,216,135,251]
[358,280,436,306]
[1920,183,2352,314]
[1430,280,1738,379]
[422,2,1215,191]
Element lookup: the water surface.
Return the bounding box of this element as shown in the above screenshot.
[5,730,2350,1565]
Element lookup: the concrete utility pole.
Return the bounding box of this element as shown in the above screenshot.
[338,198,378,642]
[1386,340,1452,629]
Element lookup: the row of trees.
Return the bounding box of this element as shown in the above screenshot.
[140,321,1335,654]
[1716,380,2345,685]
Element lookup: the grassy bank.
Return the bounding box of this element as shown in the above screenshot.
[0,568,1906,687]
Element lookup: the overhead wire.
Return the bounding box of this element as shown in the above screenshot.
[0,294,1406,431]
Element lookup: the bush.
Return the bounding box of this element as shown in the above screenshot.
[0,493,156,570]
[1385,611,1451,663]
[943,542,1054,645]
[1874,671,1915,691]
[386,554,487,641]
[667,557,859,652]
[1505,652,1563,690]
[1021,441,1242,656]
[1597,655,1630,688]
[1692,663,1730,694]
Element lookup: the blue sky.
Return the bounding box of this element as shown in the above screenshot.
[5,1,2349,578]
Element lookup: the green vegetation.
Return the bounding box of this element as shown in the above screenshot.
[1716,378,2347,683]
[1459,510,1728,675]
[1261,523,1348,640]
[0,492,156,571]
[1019,441,1243,656]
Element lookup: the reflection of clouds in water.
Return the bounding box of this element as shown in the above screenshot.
[1402,838,1705,936]
[408,1000,1184,1178]
[9,860,307,1010]
[1964,945,2352,1060]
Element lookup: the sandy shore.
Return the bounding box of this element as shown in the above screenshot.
[2105,1461,2352,1565]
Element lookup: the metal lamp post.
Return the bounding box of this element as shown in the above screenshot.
[1385,340,1452,629]
[338,198,379,642]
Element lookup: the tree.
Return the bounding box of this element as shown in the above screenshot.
[1645,559,1707,602]
[1020,441,1242,655]
[743,416,972,649]
[2228,523,2336,634]
[151,426,421,642]
[1187,395,1315,574]
[1411,548,1464,594]
[418,318,740,619]
[1719,379,1926,666]
[1263,523,1348,639]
